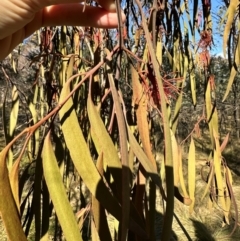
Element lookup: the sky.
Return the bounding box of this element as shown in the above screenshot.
[185,0,226,56]
[207,0,227,56]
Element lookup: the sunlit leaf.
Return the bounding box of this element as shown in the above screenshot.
[213,131,229,223]
[172,54,188,133]
[0,150,27,241]
[170,130,179,186]
[9,85,19,140]
[126,124,163,191]
[91,217,101,241]
[223,0,239,57]
[223,34,240,101]
[87,96,122,193]
[9,157,21,213]
[188,136,196,213]
[205,81,219,147]
[131,64,156,168]
[28,99,39,158]
[190,66,196,106]
[156,38,162,65]
[42,131,82,241]
[106,59,130,240]
[178,147,189,198]
[201,163,214,201]
[59,58,147,237]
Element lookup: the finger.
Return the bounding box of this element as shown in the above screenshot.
[22,4,123,38]
[41,4,122,28]
[41,0,116,11]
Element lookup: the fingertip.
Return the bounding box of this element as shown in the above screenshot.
[96,0,116,12]
[107,3,117,12]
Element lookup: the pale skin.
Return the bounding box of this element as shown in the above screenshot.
[0,0,124,60]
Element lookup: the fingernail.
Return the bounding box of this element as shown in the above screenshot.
[108,3,116,11]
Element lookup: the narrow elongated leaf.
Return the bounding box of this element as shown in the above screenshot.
[223,34,240,101]
[131,64,156,168]
[0,150,27,241]
[9,157,21,212]
[106,60,130,241]
[148,180,156,241]
[201,163,214,201]
[42,131,82,241]
[131,63,157,235]
[87,96,122,193]
[225,165,238,236]
[91,217,101,241]
[126,124,162,190]
[9,53,17,73]
[156,38,162,65]
[223,0,239,57]
[170,130,179,186]
[2,85,8,147]
[190,67,196,106]
[213,149,228,222]
[92,153,112,241]
[8,84,19,165]
[172,55,188,133]
[213,131,228,223]
[41,180,50,241]
[9,85,19,140]
[220,133,230,152]
[59,65,121,219]
[188,137,196,213]
[173,35,180,73]
[224,166,231,217]
[178,147,189,198]
[205,81,219,147]
[28,100,40,158]
[59,66,147,238]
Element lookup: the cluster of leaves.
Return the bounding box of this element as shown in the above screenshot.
[0,0,240,241]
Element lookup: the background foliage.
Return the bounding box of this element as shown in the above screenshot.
[0,0,240,240]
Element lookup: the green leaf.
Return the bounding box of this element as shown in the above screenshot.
[91,217,101,241]
[126,124,166,200]
[190,64,196,106]
[213,131,228,223]
[205,81,219,147]
[188,136,196,214]
[170,130,179,186]
[92,153,112,241]
[59,61,122,220]
[9,157,21,212]
[201,162,214,201]
[42,131,82,241]
[106,58,131,241]
[223,0,239,57]
[87,96,122,194]
[178,147,189,198]
[28,99,40,158]
[0,150,27,241]
[9,85,19,140]
[59,57,147,238]
[222,34,240,101]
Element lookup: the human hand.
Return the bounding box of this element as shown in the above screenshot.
[0,0,123,60]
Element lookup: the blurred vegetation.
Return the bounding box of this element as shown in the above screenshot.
[0,0,240,241]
